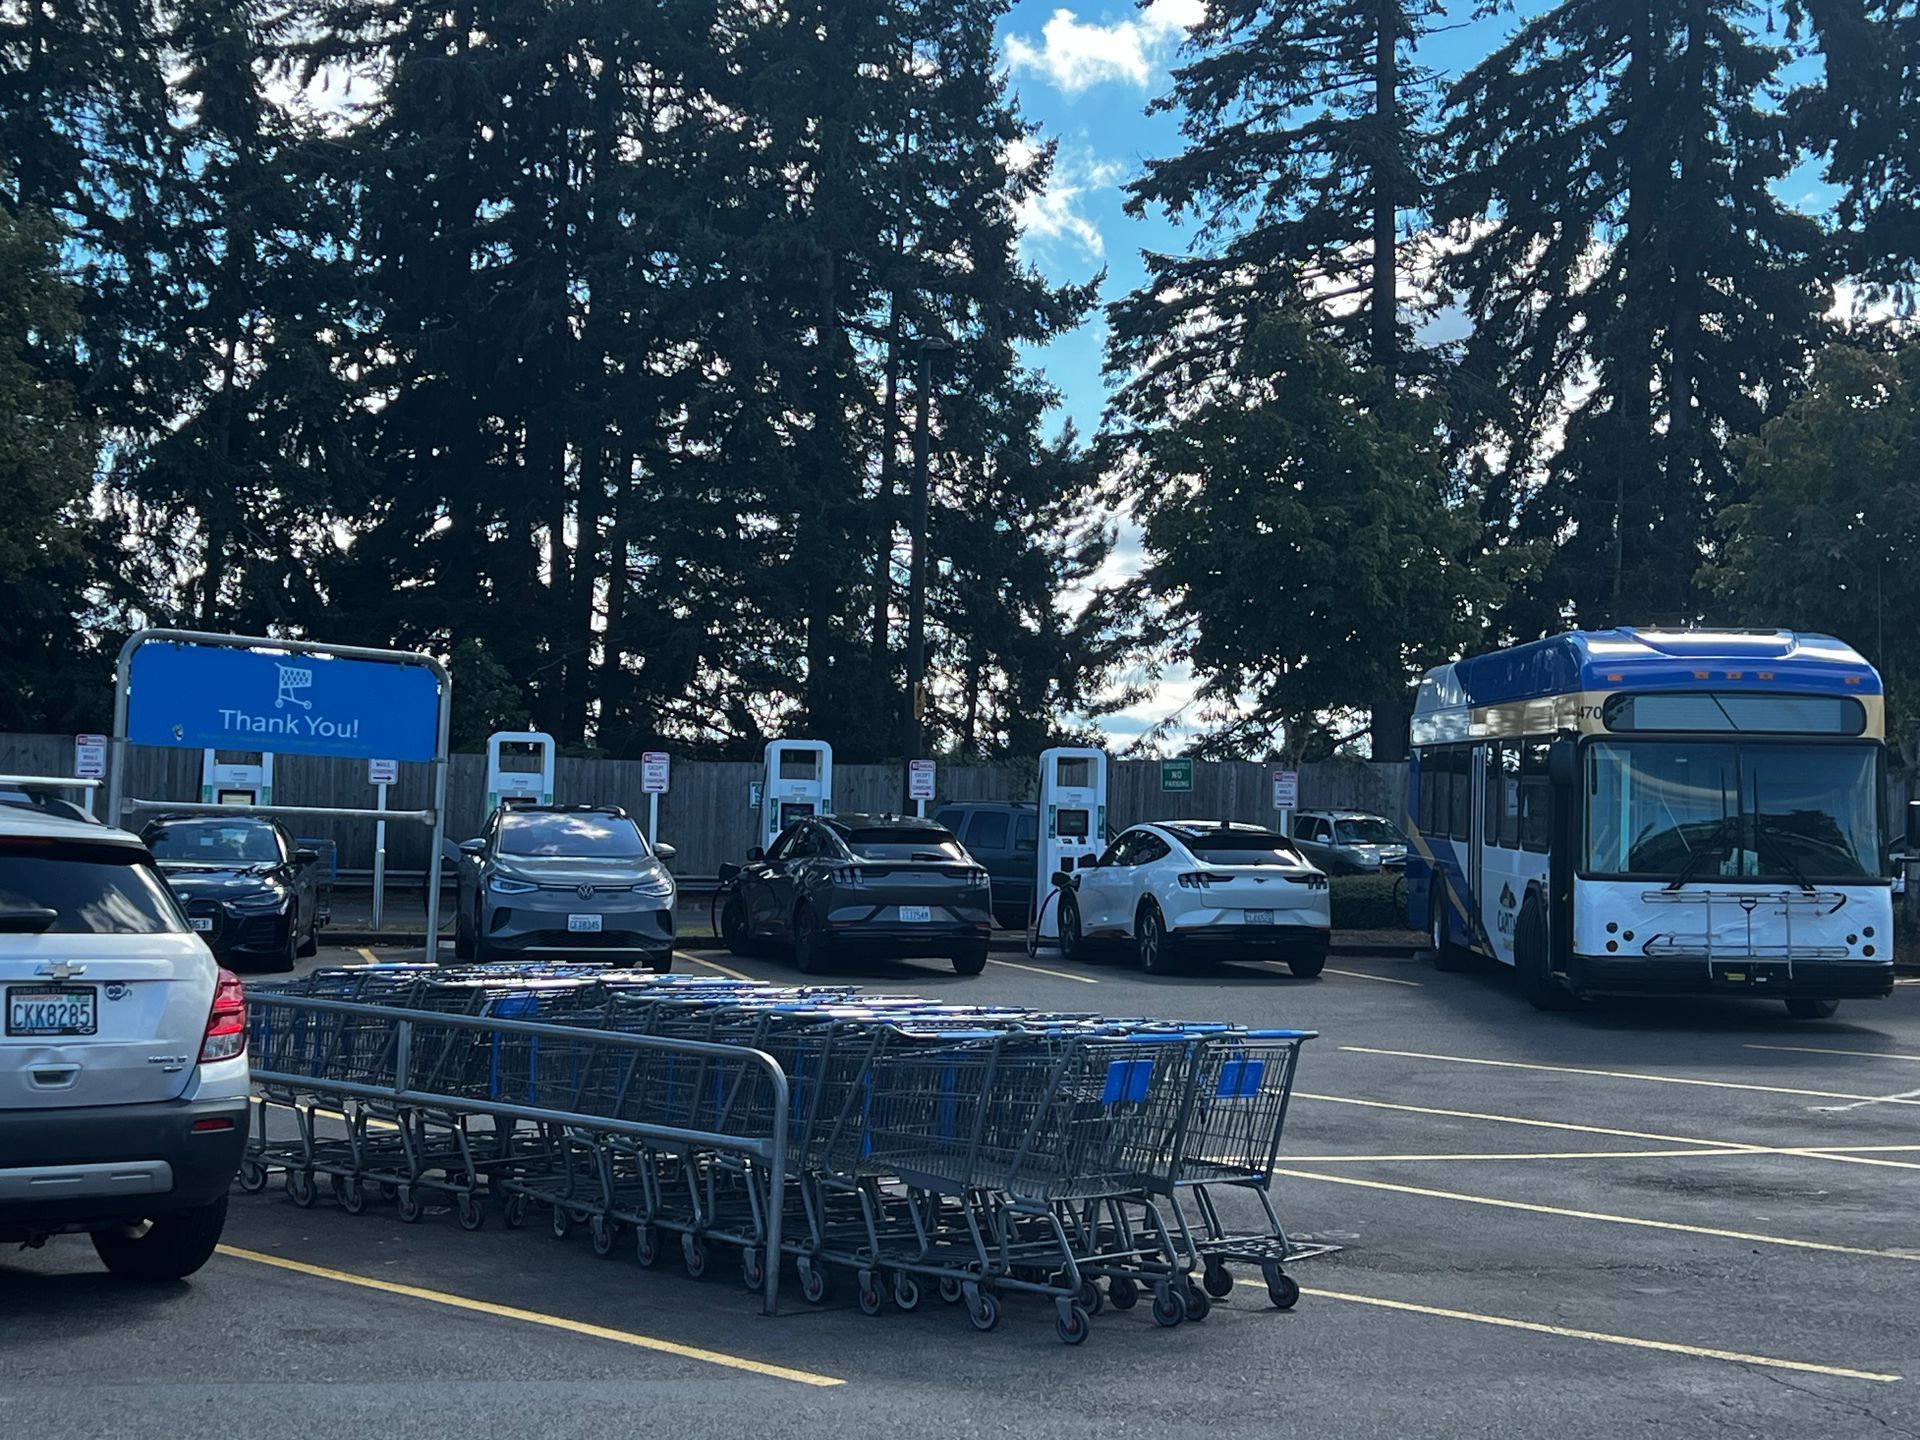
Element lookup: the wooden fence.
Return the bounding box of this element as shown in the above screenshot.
[0,733,1407,878]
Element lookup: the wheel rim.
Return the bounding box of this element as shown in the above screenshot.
[1140,912,1160,970]
[1431,897,1445,951]
[1061,899,1078,954]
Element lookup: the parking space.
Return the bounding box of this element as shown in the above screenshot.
[5,942,1917,1439]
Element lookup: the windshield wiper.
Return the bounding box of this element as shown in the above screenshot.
[1666,820,1734,891]
[1750,772,1817,893]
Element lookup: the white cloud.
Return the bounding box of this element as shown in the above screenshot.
[1004,0,1205,94]
[1016,146,1128,262]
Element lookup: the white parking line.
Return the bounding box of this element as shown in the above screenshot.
[986,957,1098,985]
[1812,1086,1920,1114]
[1747,1043,1920,1064]
[1326,967,1423,988]
[674,950,759,982]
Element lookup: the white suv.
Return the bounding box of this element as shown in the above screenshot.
[0,810,249,1279]
[1057,821,1331,976]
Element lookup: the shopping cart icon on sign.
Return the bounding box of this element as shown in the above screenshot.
[275,664,314,710]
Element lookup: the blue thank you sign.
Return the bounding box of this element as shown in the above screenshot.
[127,643,442,761]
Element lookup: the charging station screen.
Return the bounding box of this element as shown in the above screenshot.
[778,752,820,780]
[1054,757,1094,789]
[1055,808,1090,839]
[779,801,817,829]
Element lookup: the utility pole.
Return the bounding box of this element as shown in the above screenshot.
[902,337,951,809]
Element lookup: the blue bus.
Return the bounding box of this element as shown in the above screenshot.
[1406,628,1895,1017]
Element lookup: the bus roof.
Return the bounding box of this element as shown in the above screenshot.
[1417,628,1880,716]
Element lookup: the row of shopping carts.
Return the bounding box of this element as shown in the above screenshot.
[242,963,1316,1343]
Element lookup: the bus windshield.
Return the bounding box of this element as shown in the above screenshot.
[1583,740,1882,882]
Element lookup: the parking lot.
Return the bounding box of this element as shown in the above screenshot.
[6,943,1917,1440]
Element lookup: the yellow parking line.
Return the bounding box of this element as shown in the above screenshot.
[986,957,1099,985]
[1340,1045,1920,1107]
[675,951,759,983]
[355,947,380,966]
[1746,1043,1920,1063]
[216,1246,844,1387]
[1325,967,1423,988]
[1273,1170,1920,1262]
[1300,1285,1900,1383]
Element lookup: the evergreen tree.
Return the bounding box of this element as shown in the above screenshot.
[1442,0,1829,634]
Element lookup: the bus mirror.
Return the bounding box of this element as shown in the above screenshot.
[1548,738,1577,789]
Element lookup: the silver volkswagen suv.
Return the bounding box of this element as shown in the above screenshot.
[0,810,250,1279]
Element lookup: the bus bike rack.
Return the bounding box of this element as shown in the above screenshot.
[1636,886,1852,976]
[106,629,454,962]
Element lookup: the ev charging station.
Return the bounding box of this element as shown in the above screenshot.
[486,730,556,811]
[1029,746,1108,954]
[760,739,833,850]
[203,750,273,806]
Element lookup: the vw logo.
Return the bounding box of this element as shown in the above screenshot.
[577,883,594,899]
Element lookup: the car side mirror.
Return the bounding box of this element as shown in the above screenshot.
[1548,738,1577,789]
[746,847,765,864]
[293,848,319,866]
[459,839,486,857]
[1076,854,1098,870]
[653,841,677,862]
[717,862,741,884]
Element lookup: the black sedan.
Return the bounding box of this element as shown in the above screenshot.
[719,815,992,975]
[142,814,324,971]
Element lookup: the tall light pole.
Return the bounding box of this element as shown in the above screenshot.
[902,336,951,808]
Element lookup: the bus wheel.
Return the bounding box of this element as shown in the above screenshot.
[1428,886,1471,973]
[1785,997,1839,1020]
[1515,896,1573,1011]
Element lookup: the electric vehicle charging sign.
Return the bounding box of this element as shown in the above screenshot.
[908,759,936,801]
[1272,769,1299,810]
[73,735,107,779]
[368,758,398,785]
[127,643,440,761]
[642,752,671,794]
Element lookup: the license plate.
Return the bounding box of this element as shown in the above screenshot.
[6,986,98,1037]
[567,914,603,933]
[899,906,932,923]
[1244,910,1275,925]
[190,917,214,932]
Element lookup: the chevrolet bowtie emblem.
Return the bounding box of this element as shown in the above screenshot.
[36,960,86,982]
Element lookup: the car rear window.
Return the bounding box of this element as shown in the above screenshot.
[499,813,648,857]
[843,828,965,861]
[965,813,1011,850]
[0,844,187,934]
[1179,831,1304,866]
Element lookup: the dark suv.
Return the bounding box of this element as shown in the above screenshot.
[932,802,1039,931]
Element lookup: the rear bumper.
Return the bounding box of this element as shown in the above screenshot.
[0,1094,249,1239]
[1170,923,1330,957]
[824,920,991,955]
[1568,955,1895,1000]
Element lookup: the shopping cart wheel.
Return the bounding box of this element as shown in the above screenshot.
[938,1276,965,1305]
[396,1187,423,1224]
[798,1257,829,1304]
[1264,1268,1301,1310]
[237,1159,268,1194]
[285,1170,316,1209]
[683,1234,710,1280]
[380,1183,400,1202]
[551,1206,572,1240]
[1151,1284,1187,1328]
[741,1248,766,1291]
[589,1216,615,1256]
[457,1195,486,1232]
[967,1289,1002,1333]
[1183,1280,1212,1322]
[1202,1261,1233,1299]
[333,1176,368,1216]
[1106,1276,1139,1311]
[636,1226,661,1268]
[1072,1278,1104,1316]
[503,1194,529,1229]
[1056,1301,1091,1346]
[893,1272,921,1312]
[857,1272,883,1317]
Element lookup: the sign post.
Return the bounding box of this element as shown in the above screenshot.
[368,758,398,930]
[1159,757,1193,793]
[907,758,936,817]
[73,734,107,816]
[641,751,671,846]
[1271,768,1299,837]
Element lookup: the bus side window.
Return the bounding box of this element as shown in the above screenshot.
[1483,742,1503,846]
[1450,746,1472,843]
[1497,742,1521,850]
[1417,756,1434,834]
[1520,741,1551,852]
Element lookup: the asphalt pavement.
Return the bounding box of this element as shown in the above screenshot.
[6,940,1918,1439]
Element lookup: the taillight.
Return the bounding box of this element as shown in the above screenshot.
[201,968,247,1063]
[1176,872,1233,890]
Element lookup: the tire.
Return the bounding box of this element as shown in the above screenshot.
[92,1196,228,1282]
[472,901,496,964]
[720,894,751,957]
[1427,883,1472,972]
[792,904,831,976]
[1288,939,1328,980]
[271,913,299,973]
[297,911,319,958]
[1135,903,1178,975]
[1058,890,1084,962]
[1514,895,1573,1011]
[453,898,475,960]
[1786,997,1840,1020]
[951,942,988,977]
